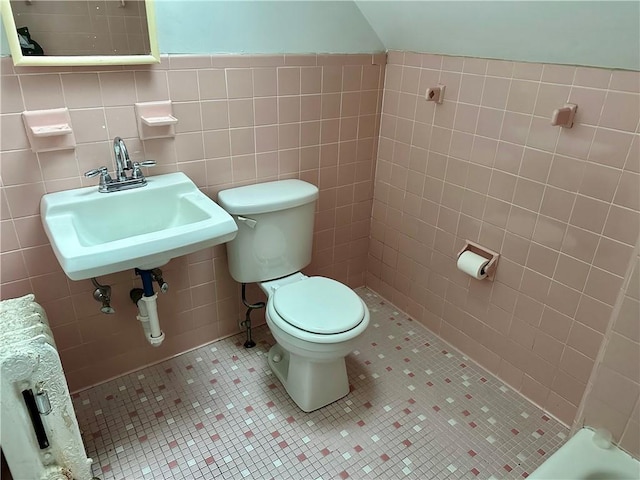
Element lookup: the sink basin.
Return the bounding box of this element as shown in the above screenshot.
[40,172,238,280]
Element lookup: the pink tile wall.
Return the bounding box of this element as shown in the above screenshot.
[368,51,639,425]
[578,247,640,458]
[0,53,385,391]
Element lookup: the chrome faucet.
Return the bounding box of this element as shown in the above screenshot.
[84,137,156,192]
[113,136,132,181]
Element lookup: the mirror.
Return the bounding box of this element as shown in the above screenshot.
[1,0,159,66]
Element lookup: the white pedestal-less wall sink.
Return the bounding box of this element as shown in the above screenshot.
[40,172,238,281]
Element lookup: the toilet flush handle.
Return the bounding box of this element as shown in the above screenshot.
[237,216,257,229]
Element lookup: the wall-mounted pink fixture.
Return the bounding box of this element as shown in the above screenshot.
[135,101,178,140]
[425,85,445,104]
[551,103,578,128]
[22,108,76,153]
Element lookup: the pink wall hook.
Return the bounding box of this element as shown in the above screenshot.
[425,85,445,104]
[551,103,578,128]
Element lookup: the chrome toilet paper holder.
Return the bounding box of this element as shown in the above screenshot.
[457,240,500,281]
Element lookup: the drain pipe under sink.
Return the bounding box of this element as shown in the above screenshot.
[131,268,166,347]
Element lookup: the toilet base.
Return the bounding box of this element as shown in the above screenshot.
[267,344,350,412]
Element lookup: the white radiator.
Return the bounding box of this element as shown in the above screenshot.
[0,294,93,480]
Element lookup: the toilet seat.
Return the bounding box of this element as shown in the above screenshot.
[273,277,365,335]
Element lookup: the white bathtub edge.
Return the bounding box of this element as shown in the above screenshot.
[528,427,640,479]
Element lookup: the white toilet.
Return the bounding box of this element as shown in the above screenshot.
[218,180,370,412]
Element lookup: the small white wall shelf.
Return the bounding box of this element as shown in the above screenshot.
[135,101,178,140]
[22,108,76,152]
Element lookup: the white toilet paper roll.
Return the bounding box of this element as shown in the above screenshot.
[457,251,490,280]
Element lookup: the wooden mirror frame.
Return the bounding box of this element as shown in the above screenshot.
[0,0,160,66]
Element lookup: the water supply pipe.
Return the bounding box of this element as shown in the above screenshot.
[240,283,263,348]
[91,277,115,314]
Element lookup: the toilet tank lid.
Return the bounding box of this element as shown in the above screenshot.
[218,180,319,215]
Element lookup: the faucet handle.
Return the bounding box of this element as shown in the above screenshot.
[131,160,156,179]
[84,166,109,178]
[84,167,113,190]
[136,160,156,168]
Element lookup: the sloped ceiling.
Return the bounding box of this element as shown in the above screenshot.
[355,1,640,71]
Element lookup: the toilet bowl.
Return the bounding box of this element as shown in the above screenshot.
[217,179,370,411]
[260,273,370,412]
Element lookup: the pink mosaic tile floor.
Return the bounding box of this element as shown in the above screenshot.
[73,288,568,479]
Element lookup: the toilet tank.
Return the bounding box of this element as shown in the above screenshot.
[217,180,319,283]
